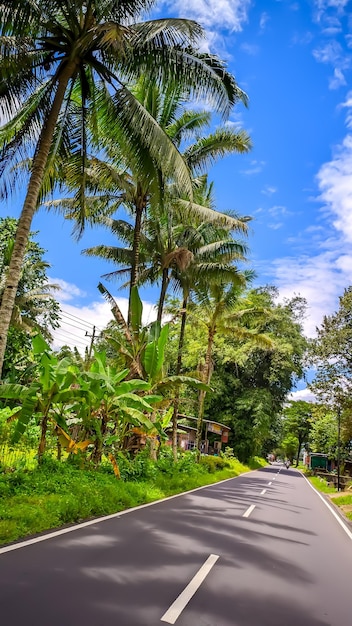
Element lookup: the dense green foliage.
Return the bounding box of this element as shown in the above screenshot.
[164,287,308,461]
[310,287,352,402]
[0,1,327,549]
[309,287,352,459]
[0,0,248,373]
[281,401,312,465]
[0,451,265,545]
[0,218,60,380]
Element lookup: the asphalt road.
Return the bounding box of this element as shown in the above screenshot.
[1,466,351,626]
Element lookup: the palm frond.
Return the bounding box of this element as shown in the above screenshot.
[112,87,193,198]
[176,199,251,233]
[82,245,133,265]
[184,128,252,173]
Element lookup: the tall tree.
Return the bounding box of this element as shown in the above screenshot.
[162,181,249,459]
[310,286,352,403]
[0,217,60,380]
[66,81,251,323]
[0,0,246,375]
[190,277,273,454]
[177,287,308,461]
[281,400,312,466]
[215,292,307,461]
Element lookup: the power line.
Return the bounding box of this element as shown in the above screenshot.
[53,330,89,348]
[54,327,90,342]
[58,319,93,333]
[85,325,97,360]
[60,309,95,328]
[59,309,103,333]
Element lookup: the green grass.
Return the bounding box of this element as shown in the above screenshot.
[0,443,38,471]
[0,454,266,546]
[307,476,337,494]
[307,475,352,521]
[330,494,352,521]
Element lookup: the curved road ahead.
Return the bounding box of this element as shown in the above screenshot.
[0,466,351,625]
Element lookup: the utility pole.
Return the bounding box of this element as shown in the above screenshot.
[85,325,96,361]
[337,405,341,492]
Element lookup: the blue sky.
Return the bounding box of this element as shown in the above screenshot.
[3,0,352,399]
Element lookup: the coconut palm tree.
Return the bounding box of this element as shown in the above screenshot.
[0,234,60,339]
[0,0,247,376]
[160,179,250,458]
[190,279,274,455]
[77,85,251,321]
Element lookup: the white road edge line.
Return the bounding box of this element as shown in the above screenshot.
[160,554,219,624]
[301,472,352,542]
[243,504,256,518]
[260,489,267,495]
[0,469,264,556]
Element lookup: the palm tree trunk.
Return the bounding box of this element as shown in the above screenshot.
[196,328,214,458]
[128,188,145,325]
[172,296,188,461]
[0,61,78,377]
[157,267,170,323]
[149,411,158,461]
[38,411,50,464]
[296,437,303,468]
[92,409,108,467]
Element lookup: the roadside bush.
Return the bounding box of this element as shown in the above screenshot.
[156,449,201,476]
[200,455,229,473]
[248,456,267,469]
[0,449,256,546]
[221,446,235,458]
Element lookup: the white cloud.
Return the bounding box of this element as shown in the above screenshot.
[291,31,314,46]
[329,67,347,89]
[316,134,352,241]
[312,40,345,64]
[259,12,269,31]
[51,290,158,353]
[271,250,347,336]
[162,0,251,32]
[240,42,259,55]
[241,159,265,175]
[310,3,351,89]
[50,277,86,302]
[261,185,277,196]
[313,0,349,23]
[268,222,283,230]
[268,205,289,216]
[267,95,352,338]
[287,388,317,403]
[339,91,352,128]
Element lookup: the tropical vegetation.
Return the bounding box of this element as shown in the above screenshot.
[4,0,350,546]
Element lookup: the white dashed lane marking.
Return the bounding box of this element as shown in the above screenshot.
[161,554,219,624]
[243,504,256,518]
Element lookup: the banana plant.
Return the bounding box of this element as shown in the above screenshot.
[0,334,89,462]
[100,285,210,458]
[101,284,209,390]
[79,350,161,465]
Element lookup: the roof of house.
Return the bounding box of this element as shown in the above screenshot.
[177,414,231,431]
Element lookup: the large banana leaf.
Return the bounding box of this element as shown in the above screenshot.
[156,375,211,392]
[120,407,154,430]
[113,380,151,395]
[130,285,143,335]
[11,384,41,443]
[0,383,28,399]
[115,392,154,412]
[143,323,169,380]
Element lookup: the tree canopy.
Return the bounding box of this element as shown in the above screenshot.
[0,217,60,380]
